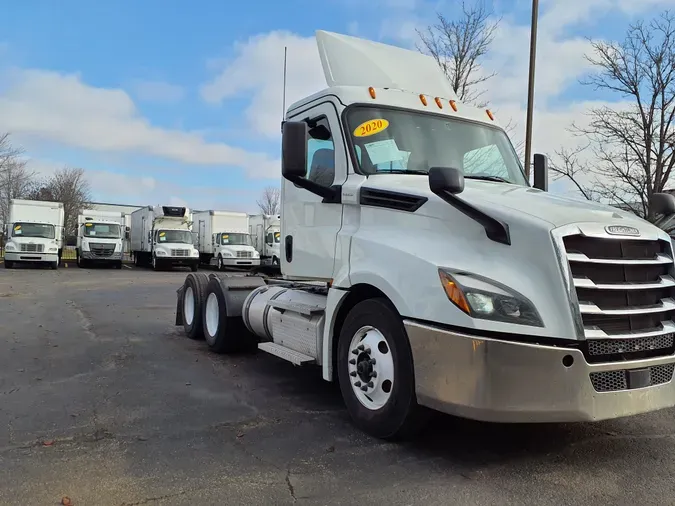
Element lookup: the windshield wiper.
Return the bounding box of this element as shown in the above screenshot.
[464,175,511,183]
[375,169,428,175]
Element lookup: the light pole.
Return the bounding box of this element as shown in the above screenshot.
[524,0,539,180]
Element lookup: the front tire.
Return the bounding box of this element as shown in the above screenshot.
[50,260,59,270]
[114,261,122,269]
[217,255,223,271]
[4,260,13,269]
[337,298,429,440]
[152,255,160,271]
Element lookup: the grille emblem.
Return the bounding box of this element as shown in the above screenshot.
[605,225,640,236]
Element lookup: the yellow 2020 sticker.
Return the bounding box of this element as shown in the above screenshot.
[353,119,389,138]
[14,225,21,230]
[159,232,166,237]
[85,223,93,227]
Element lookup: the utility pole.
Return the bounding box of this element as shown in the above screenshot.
[524,0,539,180]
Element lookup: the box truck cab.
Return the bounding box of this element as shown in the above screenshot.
[249,214,281,266]
[192,210,260,270]
[76,209,125,269]
[176,30,675,441]
[4,199,64,270]
[130,205,199,271]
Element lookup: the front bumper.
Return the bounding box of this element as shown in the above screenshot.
[157,256,199,265]
[4,251,58,262]
[222,258,261,267]
[81,251,123,261]
[406,320,675,423]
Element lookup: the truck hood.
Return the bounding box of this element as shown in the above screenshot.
[364,175,646,228]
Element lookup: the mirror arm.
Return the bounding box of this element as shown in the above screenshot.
[431,188,511,245]
[287,175,342,204]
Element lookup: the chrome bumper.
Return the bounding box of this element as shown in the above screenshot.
[4,252,58,262]
[405,320,675,423]
[81,251,122,260]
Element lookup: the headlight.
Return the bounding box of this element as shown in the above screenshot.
[223,251,233,257]
[48,247,58,252]
[156,250,167,256]
[191,249,199,256]
[438,269,543,327]
[253,251,260,258]
[5,243,16,251]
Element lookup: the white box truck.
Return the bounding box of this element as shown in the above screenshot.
[174,30,675,440]
[192,210,260,270]
[249,214,281,267]
[76,209,126,269]
[130,205,199,271]
[4,199,64,269]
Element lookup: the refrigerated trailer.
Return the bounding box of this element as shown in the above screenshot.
[4,199,64,269]
[192,210,260,270]
[130,205,199,271]
[76,209,126,268]
[174,30,675,440]
[249,214,281,267]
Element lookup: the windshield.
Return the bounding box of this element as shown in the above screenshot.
[156,230,193,244]
[83,222,121,239]
[345,106,527,185]
[221,233,251,246]
[12,222,55,239]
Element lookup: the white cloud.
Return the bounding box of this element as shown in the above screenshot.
[130,79,185,103]
[0,68,279,179]
[200,31,326,139]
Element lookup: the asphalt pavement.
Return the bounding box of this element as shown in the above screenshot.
[1,263,674,505]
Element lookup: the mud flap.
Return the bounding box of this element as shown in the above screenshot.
[175,285,184,326]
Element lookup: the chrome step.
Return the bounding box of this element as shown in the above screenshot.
[258,342,315,365]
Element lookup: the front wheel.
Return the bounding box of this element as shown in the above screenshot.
[190,262,199,272]
[50,260,59,270]
[217,255,223,271]
[337,298,429,440]
[152,255,159,271]
[4,260,13,269]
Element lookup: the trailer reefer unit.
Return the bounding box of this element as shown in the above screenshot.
[76,209,126,268]
[174,30,675,441]
[192,210,260,270]
[4,199,64,269]
[249,214,281,267]
[130,205,199,271]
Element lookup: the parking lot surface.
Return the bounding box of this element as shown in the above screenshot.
[1,264,675,505]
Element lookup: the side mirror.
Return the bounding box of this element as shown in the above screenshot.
[428,167,465,195]
[533,153,548,191]
[282,121,308,181]
[651,193,675,216]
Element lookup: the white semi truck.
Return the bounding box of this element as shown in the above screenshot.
[174,30,675,440]
[4,199,64,270]
[249,214,281,267]
[76,209,126,269]
[130,205,199,271]
[192,210,260,270]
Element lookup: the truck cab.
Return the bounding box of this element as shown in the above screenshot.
[212,232,260,270]
[178,30,675,440]
[76,211,125,269]
[151,228,198,270]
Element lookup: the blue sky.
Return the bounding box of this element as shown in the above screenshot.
[1,0,673,210]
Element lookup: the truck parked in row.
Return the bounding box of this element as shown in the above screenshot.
[130,205,199,271]
[192,210,260,270]
[175,30,675,440]
[4,199,64,269]
[249,214,281,267]
[76,209,126,269]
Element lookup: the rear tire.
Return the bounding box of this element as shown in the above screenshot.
[182,272,209,340]
[337,298,429,440]
[202,277,249,353]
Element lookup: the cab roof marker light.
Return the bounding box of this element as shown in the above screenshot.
[419,94,428,106]
[449,100,458,112]
[434,97,443,109]
[486,109,495,121]
[368,87,376,99]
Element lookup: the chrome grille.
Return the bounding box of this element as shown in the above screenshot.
[562,233,675,362]
[590,363,675,392]
[236,250,252,258]
[171,249,189,257]
[90,243,115,257]
[20,243,44,253]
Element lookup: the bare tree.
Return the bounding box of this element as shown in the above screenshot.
[416,1,500,107]
[554,12,675,220]
[31,167,91,235]
[257,186,280,215]
[0,133,36,227]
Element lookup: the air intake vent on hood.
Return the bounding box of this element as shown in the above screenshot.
[360,188,428,212]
